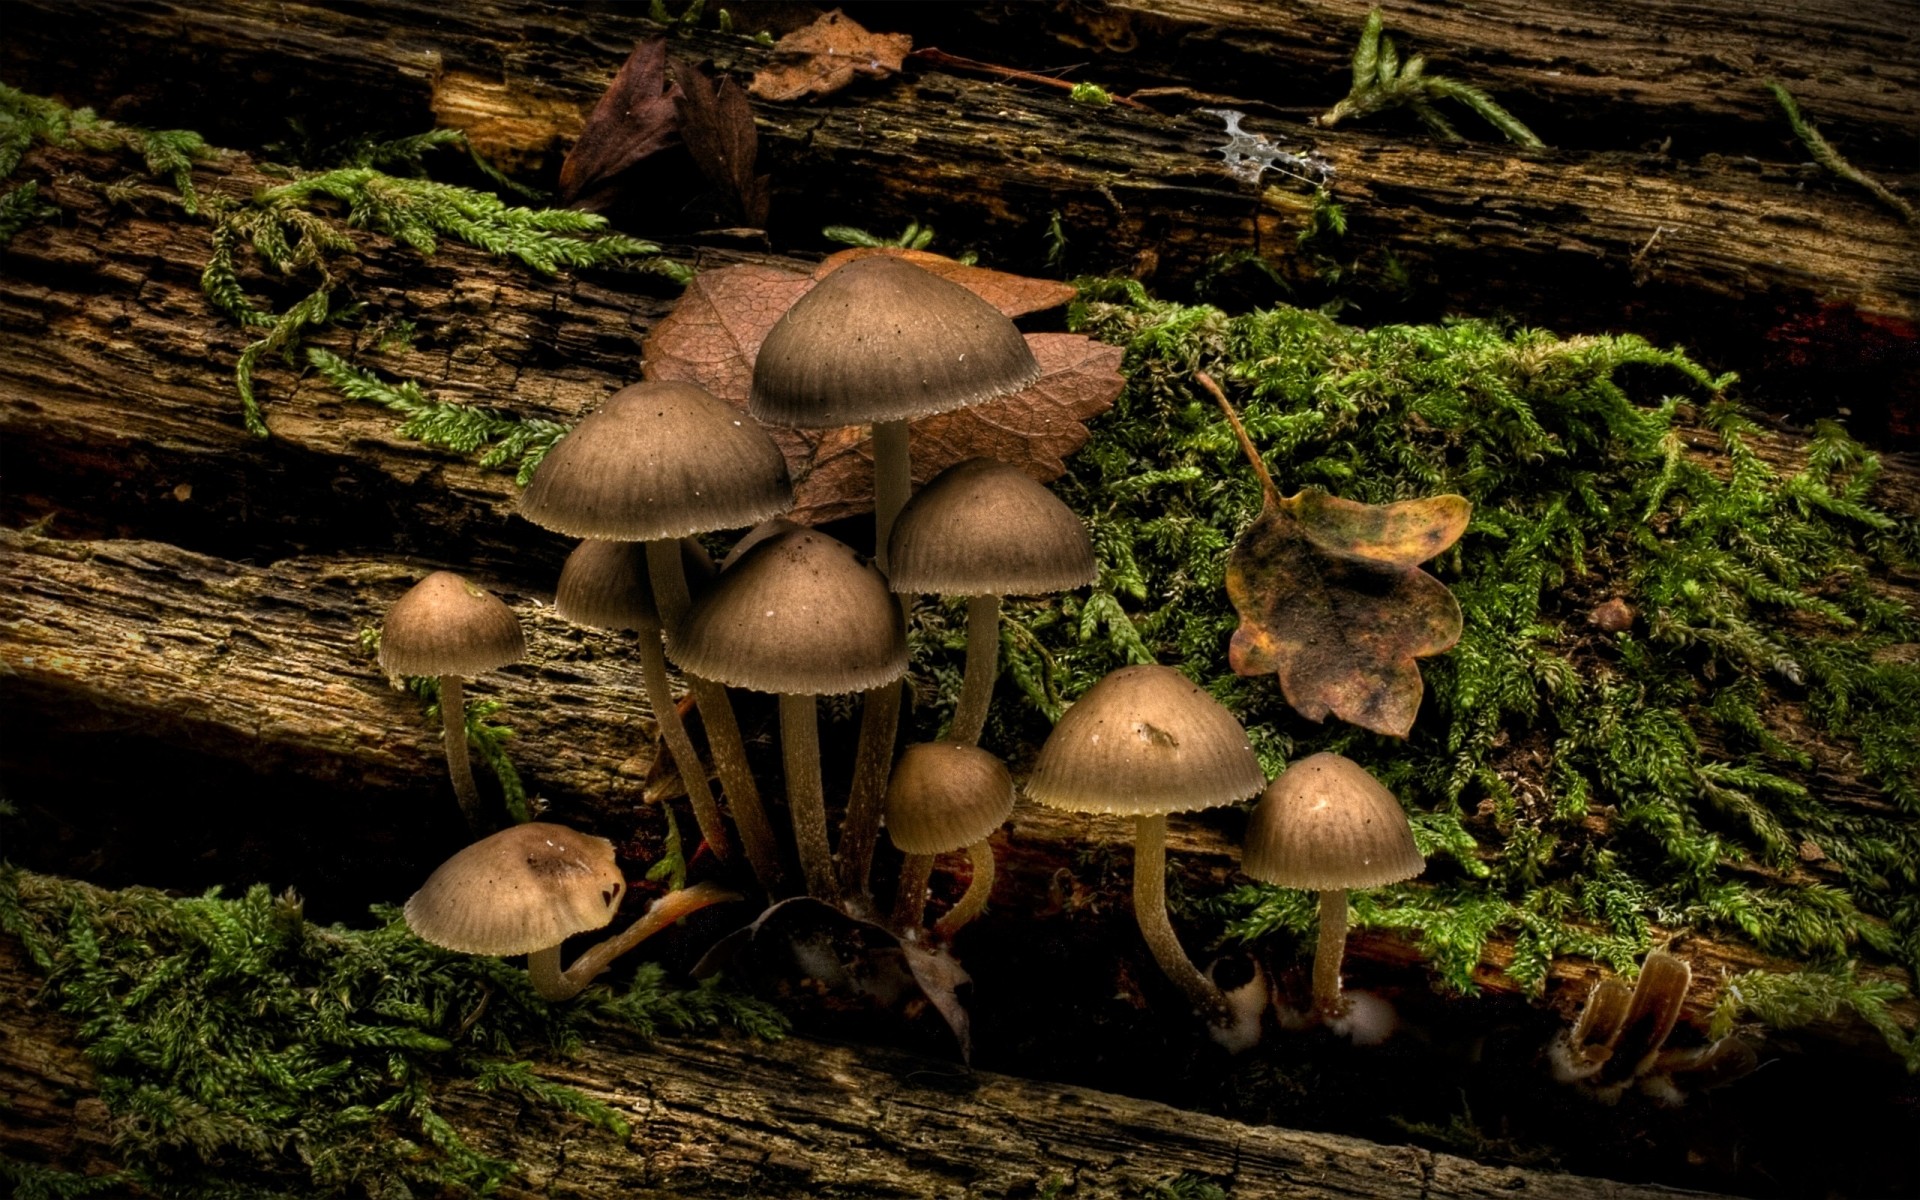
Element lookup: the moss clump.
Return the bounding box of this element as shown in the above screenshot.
[986,279,1919,1060]
[0,866,785,1197]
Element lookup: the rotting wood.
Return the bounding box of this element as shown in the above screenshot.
[0,929,1732,1199]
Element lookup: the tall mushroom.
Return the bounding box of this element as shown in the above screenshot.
[1241,752,1425,1020]
[885,741,1015,938]
[669,527,907,904]
[404,821,737,1001]
[1025,664,1266,1035]
[379,570,526,836]
[519,380,793,890]
[887,457,1095,746]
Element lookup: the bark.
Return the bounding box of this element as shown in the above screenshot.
[0,929,1726,1199]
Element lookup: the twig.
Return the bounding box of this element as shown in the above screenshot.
[1196,371,1279,505]
[909,47,1152,111]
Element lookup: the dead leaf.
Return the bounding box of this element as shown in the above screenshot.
[672,59,771,226]
[641,253,1119,519]
[560,38,683,205]
[749,9,913,102]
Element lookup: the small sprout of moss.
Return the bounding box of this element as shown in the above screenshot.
[1319,8,1544,147]
[1069,81,1113,107]
[1768,80,1917,226]
[823,220,938,249]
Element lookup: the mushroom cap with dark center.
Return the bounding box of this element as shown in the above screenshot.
[749,255,1042,428]
[886,457,1096,596]
[668,527,907,696]
[885,741,1016,855]
[404,822,626,956]
[1241,752,1424,890]
[379,570,526,678]
[519,381,793,541]
[1024,664,1265,816]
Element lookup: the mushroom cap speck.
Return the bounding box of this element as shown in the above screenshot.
[1241,752,1424,890]
[404,822,626,956]
[378,571,526,679]
[519,381,794,541]
[750,255,1041,429]
[886,457,1096,597]
[1024,664,1265,817]
[886,741,1017,855]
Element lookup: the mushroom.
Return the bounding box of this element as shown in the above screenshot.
[403,821,738,1001]
[379,570,526,836]
[1241,752,1425,1021]
[669,527,907,904]
[520,380,794,890]
[884,741,1015,938]
[887,457,1095,746]
[1025,664,1266,1035]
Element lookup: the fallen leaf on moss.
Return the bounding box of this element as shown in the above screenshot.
[749,9,913,102]
[560,38,682,204]
[642,251,1121,518]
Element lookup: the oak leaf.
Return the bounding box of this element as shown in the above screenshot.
[748,9,913,102]
[559,38,682,205]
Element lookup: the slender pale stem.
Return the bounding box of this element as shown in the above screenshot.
[932,840,996,940]
[438,675,486,836]
[780,692,840,904]
[836,679,901,902]
[890,852,936,934]
[1132,813,1232,1026]
[1312,889,1351,1019]
[634,628,732,865]
[649,538,785,893]
[526,944,568,1001]
[872,418,911,573]
[523,883,741,1002]
[951,593,1002,745]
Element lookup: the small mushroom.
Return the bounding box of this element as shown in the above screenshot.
[1025,664,1266,1039]
[1241,752,1425,1022]
[885,741,1015,938]
[887,458,1095,746]
[403,821,737,1001]
[379,571,526,836]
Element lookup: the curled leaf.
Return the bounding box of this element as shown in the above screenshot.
[748,9,913,102]
[560,38,683,205]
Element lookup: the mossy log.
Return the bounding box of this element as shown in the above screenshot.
[0,932,1724,1200]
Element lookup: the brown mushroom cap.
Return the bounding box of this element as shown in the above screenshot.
[885,741,1016,855]
[886,457,1096,596]
[749,256,1042,428]
[554,539,659,634]
[378,571,526,678]
[519,381,793,541]
[668,527,907,696]
[1024,664,1265,816]
[403,822,626,956]
[1241,752,1424,890]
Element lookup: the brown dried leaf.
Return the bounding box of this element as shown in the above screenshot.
[748,9,913,102]
[815,247,1076,318]
[559,38,683,204]
[672,59,771,226]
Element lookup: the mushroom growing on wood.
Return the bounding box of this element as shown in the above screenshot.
[885,740,1015,938]
[404,821,738,1001]
[378,570,526,836]
[1025,664,1266,1041]
[1241,752,1424,1021]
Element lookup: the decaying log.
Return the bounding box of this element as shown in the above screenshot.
[0,929,1726,1199]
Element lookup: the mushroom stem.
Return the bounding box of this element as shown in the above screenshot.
[890,851,936,933]
[1312,889,1351,1019]
[836,679,901,902]
[1132,813,1233,1026]
[524,882,741,1002]
[932,840,996,940]
[872,418,911,574]
[780,692,841,904]
[526,944,570,1001]
[633,628,733,866]
[649,538,786,893]
[950,593,1002,746]
[438,675,486,836]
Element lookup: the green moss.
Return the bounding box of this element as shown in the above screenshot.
[0,867,785,1197]
[988,279,1919,1057]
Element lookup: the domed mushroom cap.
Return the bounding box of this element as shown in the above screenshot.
[887,458,1096,596]
[669,527,907,696]
[554,539,660,634]
[378,571,526,678]
[519,381,793,541]
[1025,664,1265,817]
[886,741,1016,855]
[1242,752,1424,890]
[404,822,626,956]
[750,256,1042,428]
